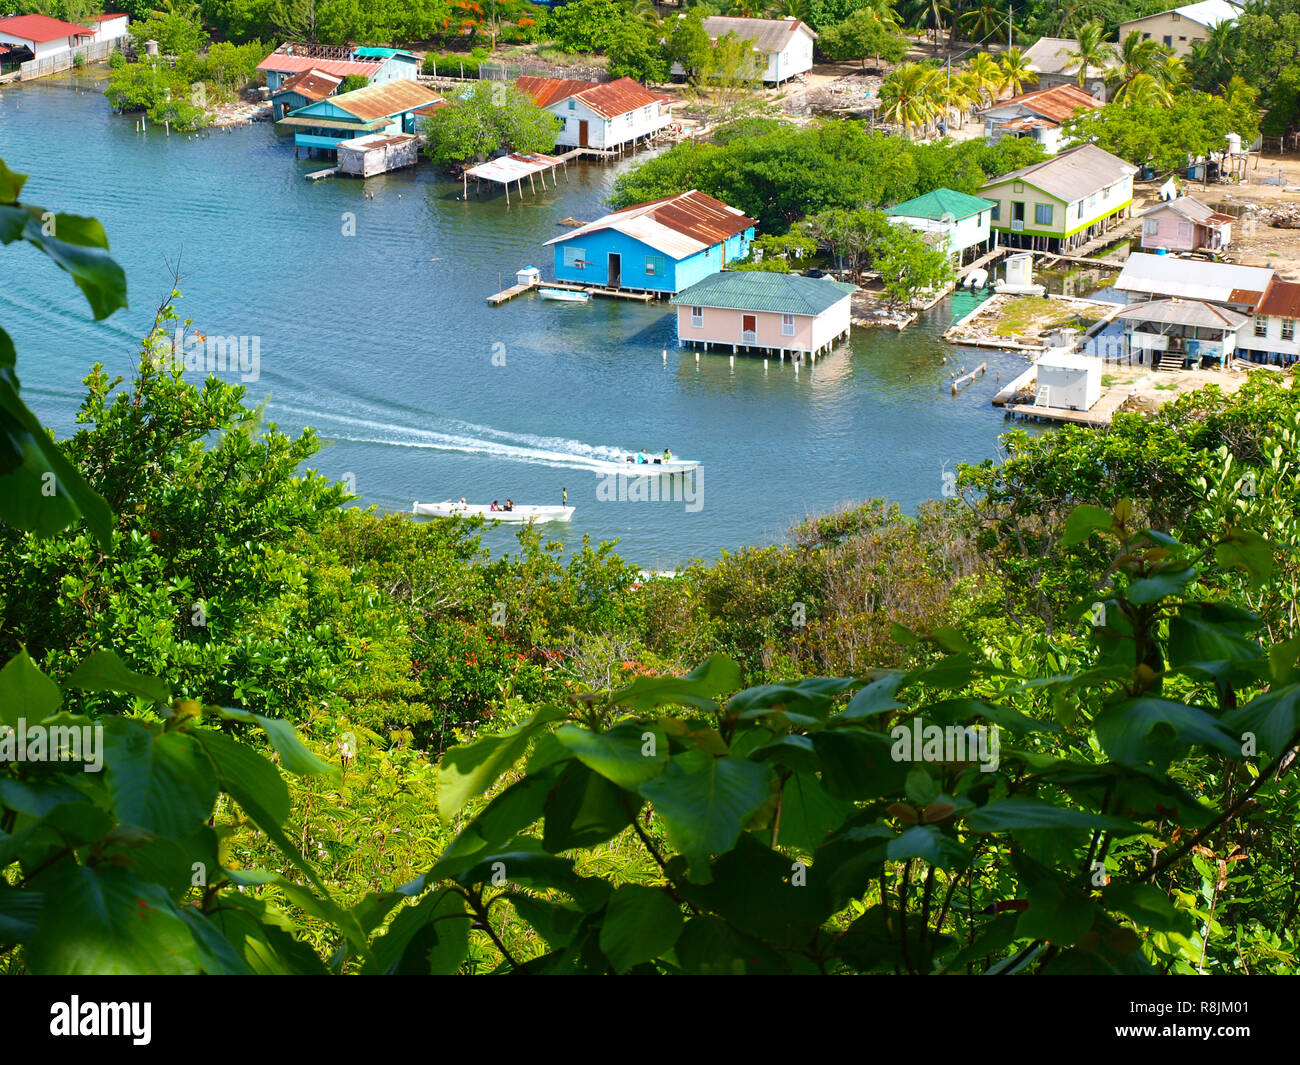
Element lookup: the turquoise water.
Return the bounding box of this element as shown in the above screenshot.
[0,75,1032,569]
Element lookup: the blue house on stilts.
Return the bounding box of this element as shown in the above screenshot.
[542,190,757,296]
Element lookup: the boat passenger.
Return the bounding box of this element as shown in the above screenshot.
[490,501,500,511]
[636,449,648,464]
[505,499,514,511]
[663,448,672,462]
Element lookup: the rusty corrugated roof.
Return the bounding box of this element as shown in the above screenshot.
[515,75,596,108]
[982,84,1101,125]
[545,190,756,258]
[274,69,342,101]
[1255,279,1300,318]
[326,80,444,122]
[516,75,661,118]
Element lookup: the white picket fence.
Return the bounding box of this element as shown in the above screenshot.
[20,38,124,80]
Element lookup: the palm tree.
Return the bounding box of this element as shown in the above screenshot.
[943,69,981,128]
[1154,53,1188,93]
[1113,71,1175,108]
[965,51,1004,105]
[1189,21,1235,91]
[1107,31,1170,100]
[877,62,944,137]
[1059,21,1116,88]
[960,2,1007,45]
[631,0,662,26]
[766,0,810,19]
[997,47,1037,98]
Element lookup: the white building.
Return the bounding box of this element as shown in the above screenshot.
[978,84,1102,155]
[90,13,130,44]
[1239,278,1300,366]
[0,13,92,62]
[1035,351,1102,410]
[1021,36,1121,93]
[1119,0,1241,58]
[671,16,817,84]
[515,76,669,151]
[885,188,995,262]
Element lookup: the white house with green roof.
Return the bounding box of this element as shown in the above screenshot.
[886,188,996,262]
[979,144,1137,253]
[670,271,857,358]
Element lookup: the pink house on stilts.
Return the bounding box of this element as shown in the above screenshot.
[669,271,857,360]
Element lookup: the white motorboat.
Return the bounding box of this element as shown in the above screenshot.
[588,455,700,475]
[538,287,590,302]
[413,500,575,523]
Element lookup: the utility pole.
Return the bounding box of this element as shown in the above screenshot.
[1008,2,1012,47]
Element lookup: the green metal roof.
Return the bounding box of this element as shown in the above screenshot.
[353,47,416,58]
[886,188,996,221]
[670,271,857,315]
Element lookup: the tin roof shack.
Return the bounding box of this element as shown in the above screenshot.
[257,42,419,94]
[1138,196,1234,253]
[670,271,856,358]
[670,16,817,83]
[1119,0,1240,58]
[980,144,1136,252]
[278,80,444,157]
[1116,298,1246,368]
[0,13,91,61]
[887,188,996,262]
[336,132,420,177]
[1115,252,1273,313]
[1034,350,1102,410]
[543,190,756,295]
[271,68,342,119]
[515,76,669,151]
[463,152,566,203]
[1238,278,1300,366]
[978,84,1102,155]
[1021,36,1121,92]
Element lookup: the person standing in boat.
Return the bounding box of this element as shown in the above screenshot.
[562,487,568,508]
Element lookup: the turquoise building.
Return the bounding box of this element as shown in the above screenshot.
[543,190,757,295]
[277,80,445,156]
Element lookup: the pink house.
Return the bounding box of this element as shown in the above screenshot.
[1140,196,1233,253]
[669,270,856,359]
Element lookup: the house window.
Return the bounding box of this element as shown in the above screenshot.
[562,246,585,268]
[1103,184,1111,200]
[782,314,795,337]
[1086,193,1098,210]
[1013,181,1024,193]
[1284,319,1296,340]
[1144,219,1159,236]
[1255,316,1268,337]
[1035,203,1054,226]
[645,254,666,276]
[1176,221,1192,239]
[990,202,1000,221]
[690,306,703,327]
[567,99,576,110]
[625,113,633,126]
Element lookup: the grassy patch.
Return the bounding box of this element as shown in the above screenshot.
[989,297,1102,338]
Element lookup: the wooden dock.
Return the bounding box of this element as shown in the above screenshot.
[486,280,657,305]
[306,167,338,181]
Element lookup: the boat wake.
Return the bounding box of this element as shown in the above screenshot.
[267,402,633,473]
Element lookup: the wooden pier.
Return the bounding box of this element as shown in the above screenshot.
[306,167,338,181]
[487,280,657,305]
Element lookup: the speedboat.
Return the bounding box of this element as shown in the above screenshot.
[413,500,574,523]
[538,287,590,302]
[588,455,700,475]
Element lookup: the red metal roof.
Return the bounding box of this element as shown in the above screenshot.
[613,189,756,244]
[274,69,342,101]
[986,83,1101,125]
[0,13,93,43]
[515,75,661,118]
[1255,278,1300,318]
[515,75,595,108]
[257,48,386,78]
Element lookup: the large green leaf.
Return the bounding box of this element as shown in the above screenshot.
[772,772,856,852]
[608,653,741,712]
[196,729,291,828]
[363,889,471,974]
[542,760,637,852]
[554,721,667,789]
[966,798,1139,833]
[1061,504,1116,546]
[66,649,170,706]
[218,707,336,777]
[638,752,773,882]
[19,211,127,320]
[0,647,61,728]
[436,706,564,819]
[26,864,201,975]
[102,722,218,838]
[598,884,684,972]
[0,884,41,945]
[1015,881,1097,948]
[812,728,909,800]
[1222,684,1300,758]
[1094,697,1240,766]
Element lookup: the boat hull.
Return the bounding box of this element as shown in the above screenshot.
[538,288,590,302]
[590,459,700,475]
[413,501,574,523]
